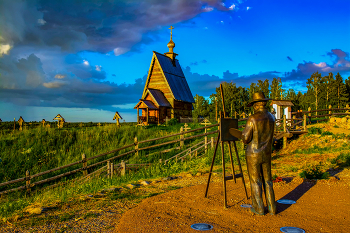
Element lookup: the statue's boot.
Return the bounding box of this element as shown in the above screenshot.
[265,180,277,215]
[250,182,265,215]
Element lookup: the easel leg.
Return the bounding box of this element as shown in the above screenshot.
[233,141,249,199]
[227,141,236,183]
[204,132,220,198]
[221,141,227,209]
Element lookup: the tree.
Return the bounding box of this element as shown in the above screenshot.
[193,94,210,118]
[270,77,283,100]
[257,79,270,97]
[320,73,336,109]
[306,72,323,113]
[345,76,350,105]
[334,73,349,108]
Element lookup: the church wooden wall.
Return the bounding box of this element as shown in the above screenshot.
[147,59,173,107]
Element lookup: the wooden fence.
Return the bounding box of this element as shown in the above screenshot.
[0,122,223,196]
[5,111,319,196]
[291,105,350,123]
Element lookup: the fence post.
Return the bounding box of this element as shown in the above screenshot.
[283,115,287,149]
[211,137,214,148]
[159,159,163,165]
[134,137,138,157]
[121,160,126,176]
[176,155,178,163]
[303,114,307,131]
[26,170,31,193]
[110,162,114,179]
[308,107,312,124]
[189,148,192,159]
[292,115,296,130]
[180,127,184,148]
[205,136,208,151]
[82,154,87,176]
[329,105,332,118]
[107,161,111,178]
[218,115,220,130]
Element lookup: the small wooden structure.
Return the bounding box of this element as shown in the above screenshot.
[18,116,24,131]
[134,26,195,126]
[271,100,294,121]
[113,112,122,126]
[53,114,65,128]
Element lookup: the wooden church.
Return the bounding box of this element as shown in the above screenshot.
[134,26,195,125]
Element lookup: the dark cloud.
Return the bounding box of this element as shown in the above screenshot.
[189,59,208,66]
[287,56,293,61]
[0,0,238,55]
[286,49,350,82]
[0,52,146,111]
[183,66,281,97]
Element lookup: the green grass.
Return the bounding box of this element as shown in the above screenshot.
[0,121,248,223]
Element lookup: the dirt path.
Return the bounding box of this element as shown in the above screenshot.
[114,172,350,233]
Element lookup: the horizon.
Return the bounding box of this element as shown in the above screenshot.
[1,0,350,122]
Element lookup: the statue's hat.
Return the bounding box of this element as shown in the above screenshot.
[247,92,271,107]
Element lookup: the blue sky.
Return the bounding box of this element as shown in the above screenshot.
[0,0,350,122]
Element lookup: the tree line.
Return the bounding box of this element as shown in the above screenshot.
[192,72,350,119]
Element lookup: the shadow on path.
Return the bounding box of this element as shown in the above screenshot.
[276,180,316,214]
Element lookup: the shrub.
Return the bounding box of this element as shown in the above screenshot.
[299,162,329,179]
[321,131,333,136]
[308,127,322,135]
[167,118,178,126]
[331,152,350,167]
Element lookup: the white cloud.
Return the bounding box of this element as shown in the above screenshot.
[314,62,327,68]
[113,47,129,56]
[202,6,214,12]
[43,81,66,88]
[247,6,251,10]
[0,44,12,55]
[83,60,89,65]
[220,21,224,24]
[54,74,66,79]
[229,4,236,10]
[95,65,102,71]
[112,103,138,109]
[37,19,46,25]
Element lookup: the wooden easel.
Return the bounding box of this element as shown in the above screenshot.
[204,84,249,209]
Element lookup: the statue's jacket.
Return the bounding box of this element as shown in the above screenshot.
[241,109,275,163]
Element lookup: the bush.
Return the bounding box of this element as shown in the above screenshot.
[308,127,322,135]
[321,131,333,136]
[331,152,350,167]
[299,162,329,179]
[167,118,178,126]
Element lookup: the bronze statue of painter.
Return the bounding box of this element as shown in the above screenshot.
[229,92,276,215]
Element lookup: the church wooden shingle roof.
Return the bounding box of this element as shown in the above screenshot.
[153,52,195,103]
[147,89,171,107]
[134,100,158,110]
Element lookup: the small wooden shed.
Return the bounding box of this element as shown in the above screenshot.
[113,112,122,126]
[271,100,294,120]
[53,114,65,128]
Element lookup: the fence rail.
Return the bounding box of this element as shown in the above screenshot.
[0,122,222,196]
